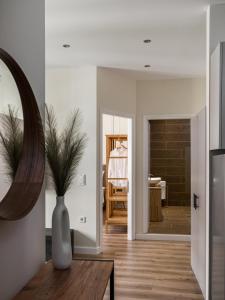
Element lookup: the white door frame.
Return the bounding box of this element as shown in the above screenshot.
[98,108,136,252]
[142,114,193,241]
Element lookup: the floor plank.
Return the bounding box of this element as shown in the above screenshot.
[149,206,191,235]
[75,226,203,300]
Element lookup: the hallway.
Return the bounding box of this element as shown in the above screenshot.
[101,229,203,299]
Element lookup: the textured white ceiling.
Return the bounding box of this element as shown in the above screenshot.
[46,0,225,78]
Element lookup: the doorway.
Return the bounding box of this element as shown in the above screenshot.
[143,114,193,240]
[148,119,191,235]
[99,112,135,248]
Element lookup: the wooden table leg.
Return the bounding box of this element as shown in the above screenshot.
[110,265,114,300]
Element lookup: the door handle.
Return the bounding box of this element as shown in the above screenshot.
[193,193,199,209]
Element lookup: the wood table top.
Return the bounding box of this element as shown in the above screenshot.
[14,259,114,300]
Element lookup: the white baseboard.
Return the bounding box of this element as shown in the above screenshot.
[136,233,191,242]
[74,246,101,255]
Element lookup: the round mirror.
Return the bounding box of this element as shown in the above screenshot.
[0,49,45,220]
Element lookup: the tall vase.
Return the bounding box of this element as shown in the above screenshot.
[52,196,72,269]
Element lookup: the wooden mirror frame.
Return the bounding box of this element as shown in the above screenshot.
[0,49,45,220]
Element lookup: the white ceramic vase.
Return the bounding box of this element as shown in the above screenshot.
[52,196,72,269]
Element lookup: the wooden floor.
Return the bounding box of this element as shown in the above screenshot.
[149,206,191,235]
[76,225,203,300]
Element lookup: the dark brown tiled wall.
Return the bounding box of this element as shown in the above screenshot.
[149,119,191,206]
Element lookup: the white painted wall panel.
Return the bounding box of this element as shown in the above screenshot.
[46,67,98,250]
[0,0,45,299]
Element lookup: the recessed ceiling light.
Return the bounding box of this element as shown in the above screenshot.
[62,44,71,48]
[144,65,151,68]
[143,39,151,44]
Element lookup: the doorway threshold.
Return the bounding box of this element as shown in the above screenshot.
[136,233,191,242]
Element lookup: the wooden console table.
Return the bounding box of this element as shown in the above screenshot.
[14,259,114,300]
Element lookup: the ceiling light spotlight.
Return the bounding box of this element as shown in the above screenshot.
[143,39,151,44]
[62,44,71,48]
[144,65,151,68]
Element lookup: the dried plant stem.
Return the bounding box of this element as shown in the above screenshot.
[45,105,87,196]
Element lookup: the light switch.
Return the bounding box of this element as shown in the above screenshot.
[78,174,87,186]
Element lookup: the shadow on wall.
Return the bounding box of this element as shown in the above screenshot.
[74,231,97,249]
[46,229,97,260]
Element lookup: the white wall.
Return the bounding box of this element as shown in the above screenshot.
[0,0,45,299]
[136,78,206,233]
[137,78,206,116]
[46,66,98,251]
[97,67,136,115]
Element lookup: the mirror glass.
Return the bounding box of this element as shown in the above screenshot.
[0,59,23,201]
